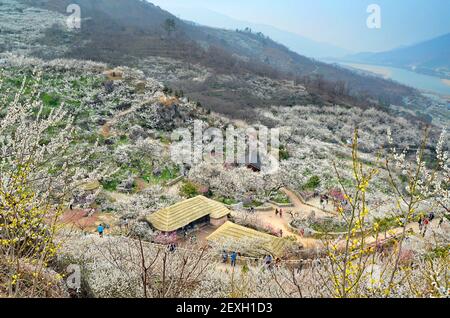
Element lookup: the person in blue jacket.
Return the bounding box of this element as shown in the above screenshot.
[230,251,237,267]
[222,250,228,263]
[97,224,104,238]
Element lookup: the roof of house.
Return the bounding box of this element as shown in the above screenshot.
[103,69,124,80]
[147,196,231,232]
[81,180,100,191]
[206,222,289,257]
[245,149,262,171]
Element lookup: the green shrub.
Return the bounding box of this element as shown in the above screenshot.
[243,200,263,208]
[41,93,60,107]
[218,197,238,205]
[101,179,120,192]
[374,215,403,233]
[180,181,199,198]
[160,167,178,181]
[142,166,179,184]
[270,191,290,204]
[279,145,289,160]
[303,175,321,190]
[310,218,348,233]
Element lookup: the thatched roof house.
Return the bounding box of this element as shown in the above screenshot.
[81,180,100,191]
[147,196,230,233]
[206,222,289,257]
[245,149,262,172]
[103,69,124,80]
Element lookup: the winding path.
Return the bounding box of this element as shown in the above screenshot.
[246,188,441,251]
[100,100,153,138]
[281,188,336,218]
[249,188,333,249]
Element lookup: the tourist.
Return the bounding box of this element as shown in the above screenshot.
[300,228,305,237]
[418,217,423,232]
[428,212,435,222]
[275,208,279,216]
[97,224,104,238]
[422,218,430,237]
[222,250,228,263]
[296,261,304,274]
[168,243,176,253]
[279,209,283,218]
[439,217,444,228]
[264,255,272,270]
[230,251,237,267]
[275,258,281,268]
[279,229,283,237]
[320,196,326,210]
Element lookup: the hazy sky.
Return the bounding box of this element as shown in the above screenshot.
[150,0,450,52]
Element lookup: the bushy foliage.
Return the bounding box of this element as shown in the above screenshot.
[180,181,200,199]
[0,53,447,299]
[0,68,106,296]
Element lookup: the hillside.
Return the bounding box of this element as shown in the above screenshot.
[0,0,448,301]
[342,33,450,79]
[153,6,352,59]
[1,53,448,299]
[12,0,423,118]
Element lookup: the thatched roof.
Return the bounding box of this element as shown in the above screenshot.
[81,180,100,191]
[103,69,123,80]
[206,222,288,257]
[147,196,231,232]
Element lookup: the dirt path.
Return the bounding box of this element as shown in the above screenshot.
[253,210,322,249]
[250,188,335,249]
[306,196,339,214]
[60,209,119,234]
[100,100,152,138]
[363,220,442,247]
[250,188,438,251]
[281,188,335,219]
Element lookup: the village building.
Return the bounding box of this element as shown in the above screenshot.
[245,147,262,172]
[246,160,262,172]
[103,68,124,81]
[147,196,231,234]
[206,221,289,258]
[225,149,262,172]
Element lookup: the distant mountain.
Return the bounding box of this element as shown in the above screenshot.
[13,0,420,117]
[341,33,450,79]
[161,6,351,59]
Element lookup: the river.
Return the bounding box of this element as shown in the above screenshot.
[333,62,450,97]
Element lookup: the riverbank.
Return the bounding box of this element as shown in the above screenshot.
[331,61,450,96]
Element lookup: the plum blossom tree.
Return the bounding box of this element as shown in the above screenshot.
[0,69,106,297]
